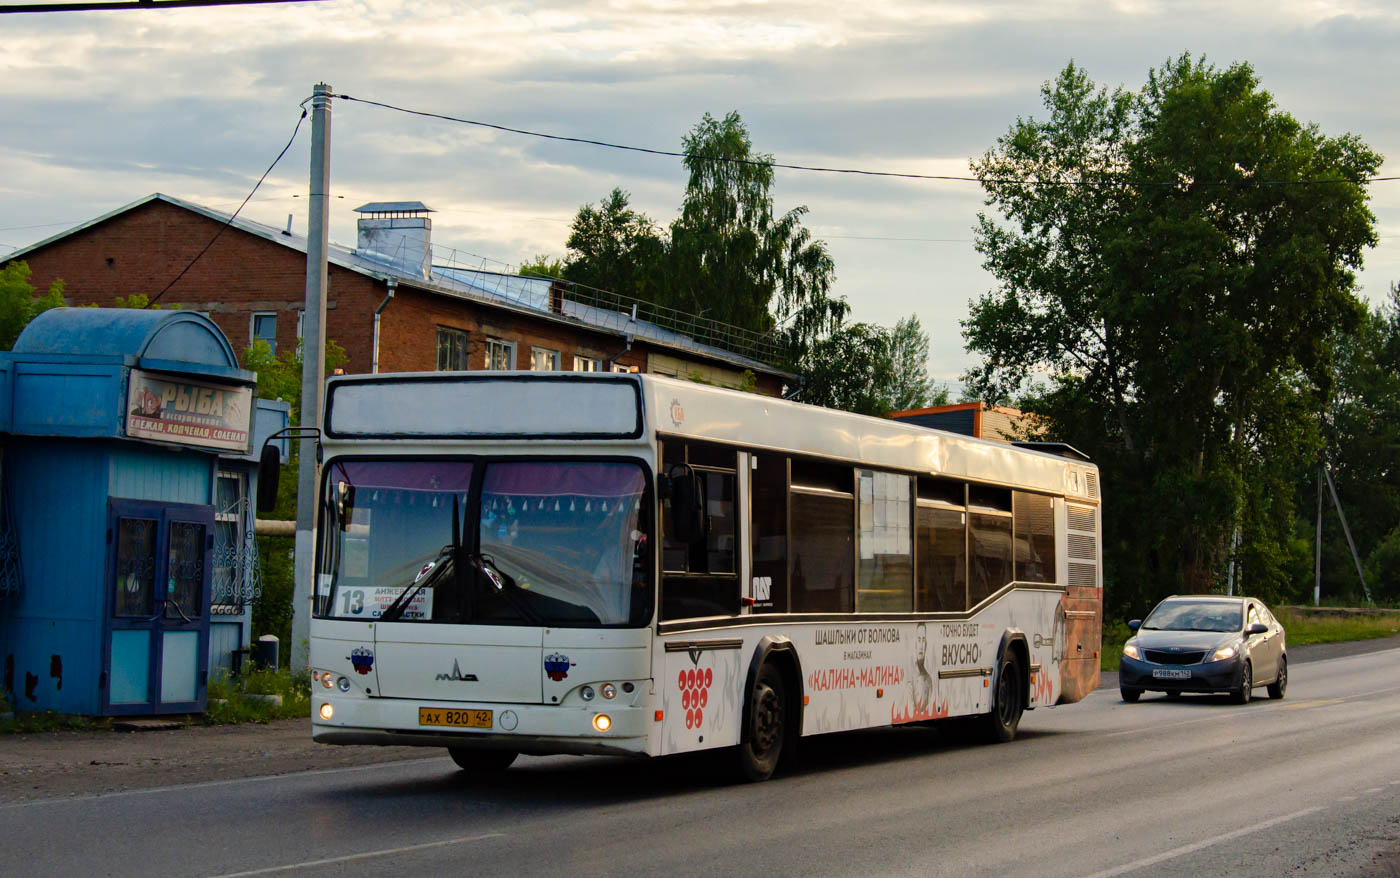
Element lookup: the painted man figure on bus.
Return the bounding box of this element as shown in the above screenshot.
[911,622,933,714]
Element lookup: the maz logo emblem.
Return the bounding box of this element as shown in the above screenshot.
[436,659,478,682]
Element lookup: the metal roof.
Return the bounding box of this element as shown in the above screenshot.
[353,201,434,215]
[6,194,792,380]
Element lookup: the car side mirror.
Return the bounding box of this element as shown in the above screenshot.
[256,442,282,513]
[667,464,707,544]
[1127,619,1141,632]
[1247,622,1268,635]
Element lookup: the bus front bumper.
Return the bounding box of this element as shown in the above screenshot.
[311,694,652,757]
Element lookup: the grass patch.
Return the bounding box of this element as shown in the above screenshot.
[204,666,311,725]
[1272,607,1400,646]
[0,688,111,734]
[1100,621,1134,672]
[1100,605,1400,671]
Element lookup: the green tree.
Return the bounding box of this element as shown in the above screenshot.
[516,255,566,279]
[797,322,899,416]
[669,112,838,340]
[0,260,66,349]
[1313,287,1400,604]
[965,56,1380,616]
[559,189,669,303]
[886,315,941,411]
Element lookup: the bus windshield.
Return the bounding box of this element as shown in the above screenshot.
[318,458,652,627]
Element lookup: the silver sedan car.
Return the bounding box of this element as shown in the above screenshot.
[1118,595,1287,703]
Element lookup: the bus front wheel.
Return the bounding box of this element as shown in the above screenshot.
[737,664,786,782]
[448,747,518,774]
[982,651,1024,744]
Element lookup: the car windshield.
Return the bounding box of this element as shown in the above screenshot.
[1142,600,1242,632]
[317,459,652,627]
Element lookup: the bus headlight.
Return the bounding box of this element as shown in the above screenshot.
[319,671,335,689]
[600,683,617,700]
[337,676,352,692]
[319,703,334,720]
[593,713,612,732]
[580,686,595,701]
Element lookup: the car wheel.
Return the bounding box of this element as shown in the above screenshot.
[982,651,1024,742]
[1267,656,1287,700]
[448,747,517,774]
[1120,687,1141,703]
[1165,690,1182,700]
[1231,660,1253,705]
[737,664,786,782]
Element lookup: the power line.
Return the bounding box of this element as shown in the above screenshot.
[0,0,323,13]
[147,108,306,306]
[330,92,1400,189]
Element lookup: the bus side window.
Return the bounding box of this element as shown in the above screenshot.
[916,477,967,611]
[968,484,1013,607]
[661,441,740,621]
[789,459,854,613]
[1013,491,1056,584]
[750,452,788,613]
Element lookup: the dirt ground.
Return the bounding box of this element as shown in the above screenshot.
[0,718,436,803]
[3,634,1396,805]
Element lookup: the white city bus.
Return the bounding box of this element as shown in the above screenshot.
[299,372,1102,781]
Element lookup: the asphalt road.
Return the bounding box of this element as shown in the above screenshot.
[4,643,1398,878]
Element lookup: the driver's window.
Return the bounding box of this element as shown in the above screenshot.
[661,440,740,621]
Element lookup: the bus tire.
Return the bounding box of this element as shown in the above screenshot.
[737,664,786,782]
[982,650,1024,744]
[448,747,517,774]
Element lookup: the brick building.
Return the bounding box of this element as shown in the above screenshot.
[9,194,792,394]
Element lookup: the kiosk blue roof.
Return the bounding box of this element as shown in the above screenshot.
[13,308,252,383]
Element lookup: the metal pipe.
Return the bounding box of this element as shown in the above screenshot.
[371,277,397,374]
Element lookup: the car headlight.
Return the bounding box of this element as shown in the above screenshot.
[1122,641,1141,660]
[1211,644,1238,662]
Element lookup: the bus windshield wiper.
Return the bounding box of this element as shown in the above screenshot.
[472,553,544,625]
[380,545,452,622]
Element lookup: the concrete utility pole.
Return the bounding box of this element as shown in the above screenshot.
[292,82,332,670]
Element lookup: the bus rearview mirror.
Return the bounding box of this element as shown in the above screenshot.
[256,442,281,513]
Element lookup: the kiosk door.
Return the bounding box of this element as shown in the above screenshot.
[105,499,214,715]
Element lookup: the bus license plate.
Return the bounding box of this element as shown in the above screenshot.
[419,707,493,729]
[1152,669,1191,680]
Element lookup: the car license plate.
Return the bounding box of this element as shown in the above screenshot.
[419,707,493,729]
[1152,669,1191,680]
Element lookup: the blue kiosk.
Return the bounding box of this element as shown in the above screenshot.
[0,308,285,716]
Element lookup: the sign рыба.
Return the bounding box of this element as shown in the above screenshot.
[126,369,253,452]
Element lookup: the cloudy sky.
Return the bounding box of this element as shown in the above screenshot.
[3,0,1399,383]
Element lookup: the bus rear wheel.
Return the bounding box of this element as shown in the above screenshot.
[737,664,786,782]
[448,747,518,774]
[982,651,1024,744]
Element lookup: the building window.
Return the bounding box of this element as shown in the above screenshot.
[485,338,516,370]
[611,363,636,373]
[531,347,561,371]
[251,312,277,352]
[574,355,603,372]
[436,327,469,371]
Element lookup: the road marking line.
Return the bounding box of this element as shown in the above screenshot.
[0,756,449,810]
[207,832,506,877]
[1102,685,1400,738]
[1276,698,1345,710]
[1079,807,1324,878]
[1339,796,1357,801]
[1364,787,1384,794]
